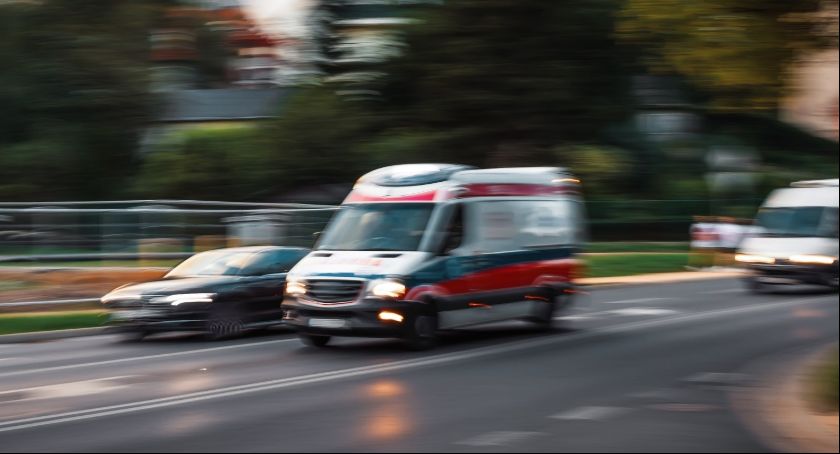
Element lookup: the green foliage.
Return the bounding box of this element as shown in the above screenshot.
[618,0,831,111]
[0,0,161,200]
[554,145,635,197]
[134,125,274,200]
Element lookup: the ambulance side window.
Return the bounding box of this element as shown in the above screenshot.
[441,204,465,255]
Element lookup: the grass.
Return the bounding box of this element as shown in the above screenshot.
[0,310,107,335]
[584,253,690,278]
[0,260,180,268]
[809,348,839,412]
[0,280,40,291]
[586,242,689,253]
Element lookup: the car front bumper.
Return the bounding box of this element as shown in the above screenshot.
[747,262,839,286]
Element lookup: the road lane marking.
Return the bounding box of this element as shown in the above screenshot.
[0,338,298,379]
[0,294,833,434]
[683,372,750,387]
[457,431,545,447]
[0,376,135,403]
[602,297,671,305]
[608,308,679,317]
[550,406,630,421]
[703,289,742,295]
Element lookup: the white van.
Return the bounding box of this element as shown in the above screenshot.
[736,179,839,292]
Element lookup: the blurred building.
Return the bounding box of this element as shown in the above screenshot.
[310,0,437,97]
[144,1,296,152]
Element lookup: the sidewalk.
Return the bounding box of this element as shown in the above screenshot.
[578,269,745,286]
[735,345,839,453]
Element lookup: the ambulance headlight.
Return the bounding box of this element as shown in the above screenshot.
[369,279,407,300]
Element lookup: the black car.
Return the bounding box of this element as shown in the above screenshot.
[101,246,309,341]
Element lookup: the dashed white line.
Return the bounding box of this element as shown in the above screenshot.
[457,431,544,447]
[703,288,743,295]
[609,308,679,317]
[0,338,298,379]
[0,376,136,402]
[602,297,671,305]
[550,406,630,421]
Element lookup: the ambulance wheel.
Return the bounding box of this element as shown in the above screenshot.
[532,290,569,332]
[403,314,437,350]
[299,333,331,348]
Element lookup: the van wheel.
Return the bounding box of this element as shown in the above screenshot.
[403,314,437,350]
[533,290,569,331]
[299,333,331,347]
[745,277,772,295]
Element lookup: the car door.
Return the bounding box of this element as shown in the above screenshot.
[240,250,306,323]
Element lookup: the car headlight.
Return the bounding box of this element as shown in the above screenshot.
[735,254,775,265]
[369,279,407,299]
[100,293,141,305]
[161,293,216,306]
[286,279,307,297]
[789,255,837,265]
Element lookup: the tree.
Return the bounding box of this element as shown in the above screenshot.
[0,0,165,200]
[618,0,835,111]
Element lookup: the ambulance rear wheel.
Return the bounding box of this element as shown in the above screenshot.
[299,333,331,348]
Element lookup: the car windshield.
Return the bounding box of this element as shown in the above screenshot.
[755,206,837,238]
[165,250,255,278]
[317,203,435,251]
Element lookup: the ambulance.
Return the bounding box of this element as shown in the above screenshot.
[282,164,586,349]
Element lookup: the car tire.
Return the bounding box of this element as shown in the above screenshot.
[299,333,331,347]
[403,314,438,351]
[745,277,773,295]
[205,306,245,341]
[120,329,148,343]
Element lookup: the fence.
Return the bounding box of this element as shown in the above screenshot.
[0,200,338,262]
[0,198,764,262]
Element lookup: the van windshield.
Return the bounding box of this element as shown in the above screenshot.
[755,207,838,238]
[317,203,435,251]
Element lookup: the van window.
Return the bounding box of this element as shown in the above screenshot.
[317,203,434,251]
[439,204,465,255]
[756,207,835,238]
[468,200,581,253]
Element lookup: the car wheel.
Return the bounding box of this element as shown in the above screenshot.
[205,306,245,341]
[299,333,331,347]
[120,329,148,343]
[403,314,438,350]
[745,277,773,295]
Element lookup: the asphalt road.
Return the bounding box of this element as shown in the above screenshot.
[0,278,836,452]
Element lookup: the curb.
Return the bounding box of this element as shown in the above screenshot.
[733,344,839,453]
[0,270,747,343]
[0,327,108,344]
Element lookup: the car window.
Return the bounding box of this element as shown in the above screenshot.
[242,250,308,276]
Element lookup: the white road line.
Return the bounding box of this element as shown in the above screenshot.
[609,308,679,317]
[0,376,135,402]
[457,431,544,447]
[550,406,630,421]
[703,289,743,295]
[0,338,298,379]
[602,297,671,305]
[683,372,749,386]
[0,294,832,434]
